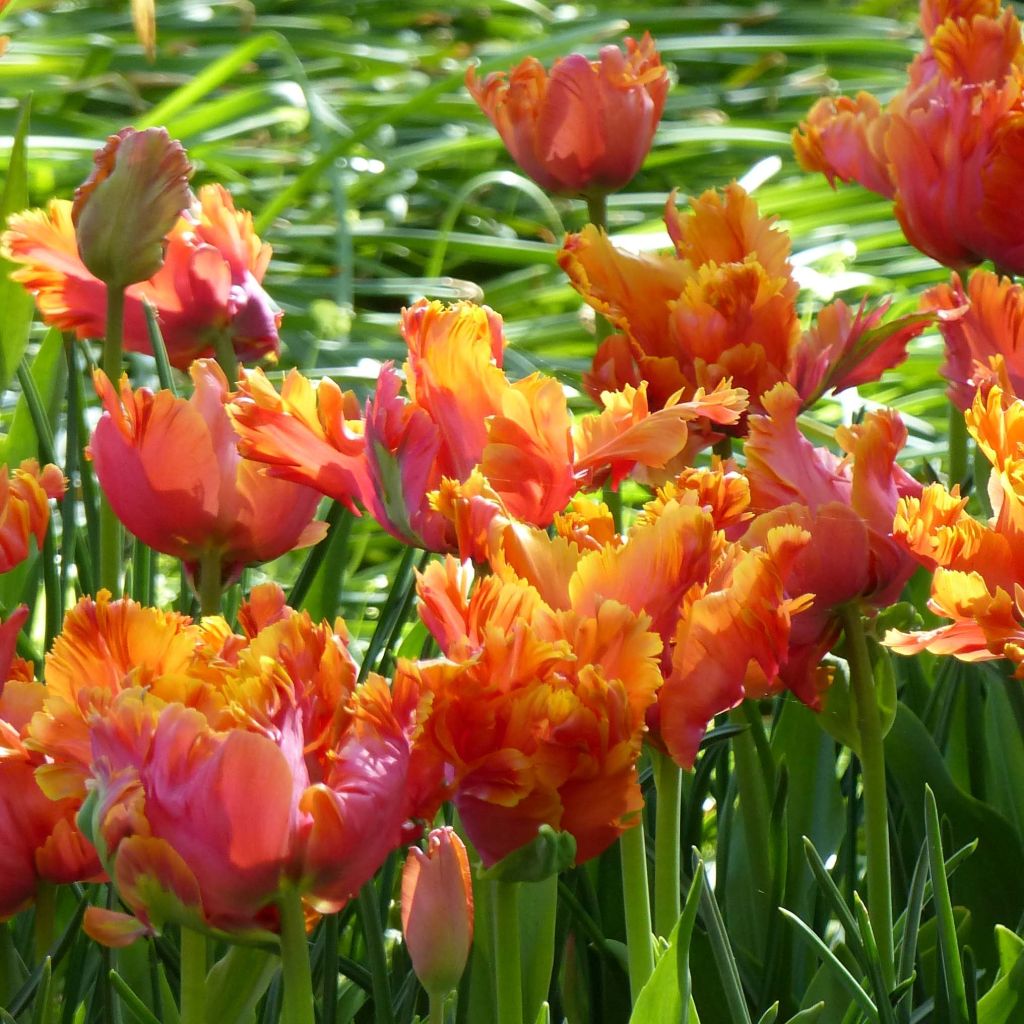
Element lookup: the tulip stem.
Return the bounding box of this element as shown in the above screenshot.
[278,888,315,1024]
[619,820,654,1002]
[585,193,614,343]
[99,285,127,595]
[212,328,239,387]
[196,548,223,616]
[729,705,773,902]
[491,879,524,1024]
[947,404,968,489]
[357,883,395,1024]
[653,748,683,938]
[840,603,895,991]
[428,992,445,1024]
[33,882,56,963]
[179,927,207,1024]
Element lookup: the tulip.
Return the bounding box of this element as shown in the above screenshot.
[401,828,474,999]
[0,459,64,572]
[0,657,101,922]
[794,0,1024,272]
[466,33,668,198]
[71,127,192,289]
[741,382,922,703]
[3,184,281,369]
[560,184,926,417]
[22,586,424,946]
[231,299,748,556]
[404,554,663,866]
[922,269,1024,409]
[888,382,1024,670]
[88,360,326,603]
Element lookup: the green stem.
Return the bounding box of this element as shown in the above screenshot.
[585,193,613,343]
[428,991,445,1024]
[619,821,654,1002]
[840,603,895,990]
[712,436,734,461]
[99,285,126,595]
[196,548,223,616]
[653,748,682,938]
[947,404,968,490]
[320,912,339,1024]
[278,889,315,1024]
[973,441,992,516]
[491,879,524,1024]
[33,882,56,963]
[211,329,238,387]
[179,928,207,1024]
[357,883,395,1024]
[729,706,773,901]
[522,874,558,1022]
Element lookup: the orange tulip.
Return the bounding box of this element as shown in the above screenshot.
[466,33,668,198]
[794,0,1024,272]
[887,383,1024,670]
[0,459,64,572]
[403,554,663,865]
[0,680,102,919]
[231,299,748,554]
[560,184,926,416]
[923,269,1024,409]
[3,184,281,369]
[88,359,325,588]
[401,828,474,998]
[743,383,923,703]
[0,606,102,919]
[26,587,423,944]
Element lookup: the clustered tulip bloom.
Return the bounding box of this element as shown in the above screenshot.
[0,459,64,572]
[400,554,663,866]
[229,298,748,554]
[88,360,326,590]
[466,33,669,198]
[887,383,1024,671]
[559,183,926,417]
[923,269,1024,409]
[25,585,424,943]
[3,183,281,369]
[794,0,1024,273]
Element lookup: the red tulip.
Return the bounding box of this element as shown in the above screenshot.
[88,359,326,587]
[466,33,668,198]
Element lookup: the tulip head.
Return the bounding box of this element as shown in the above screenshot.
[72,127,192,289]
[401,827,474,998]
[466,33,668,198]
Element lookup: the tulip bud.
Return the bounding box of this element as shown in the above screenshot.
[401,827,474,998]
[72,127,192,289]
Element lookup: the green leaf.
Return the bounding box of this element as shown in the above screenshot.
[0,97,34,396]
[203,947,277,1024]
[780,909,878,1022]
[0,327,65,467]
[924,785,970,1024]
[630,862,705,1024]
[477,825,576,884]
[885,702,1024,971]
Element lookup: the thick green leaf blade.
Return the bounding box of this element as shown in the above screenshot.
[0,98,34,395]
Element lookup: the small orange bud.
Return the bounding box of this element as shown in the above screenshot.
[401,827,474,998]
[72,127,192,289]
